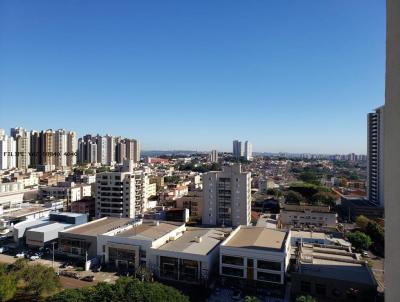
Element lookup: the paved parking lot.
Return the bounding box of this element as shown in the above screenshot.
[0,252,118,288]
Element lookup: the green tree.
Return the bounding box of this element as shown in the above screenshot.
[267,188,282,198]
[286,190,305,204]
[245,296,260,302]
[296,295,316,302]
[347,231,372,250]
[311,192,336,207]
[164,175,181,184]
[298,172,320,185]
[366,221,384,255]
[0,264,16,302]
[355,215,370,231]
[21,263,61,299]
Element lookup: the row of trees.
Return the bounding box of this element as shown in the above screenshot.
[353,215,385,256]
[177,162,221,173]
[285,183,336,207]
[0,259,61,302]
[46,277,189,302]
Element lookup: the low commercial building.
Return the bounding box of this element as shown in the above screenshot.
[97,220,185,270]
[291,243,377,302]
[58,217,134,259]
[20,212,87,248]
[220,226,291,292]
[340,197,384,221]
[280,204,337,228]
[290,230,351,248]
[151,227,224,285]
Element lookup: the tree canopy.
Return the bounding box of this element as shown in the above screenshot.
[296,295,316,302]
[46,277,189,302]
[347,231,372,250]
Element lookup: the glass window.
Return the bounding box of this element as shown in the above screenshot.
[257,271,281,283]
[257,260,281,271]
[221,266,243,277]
[222,255,244,266]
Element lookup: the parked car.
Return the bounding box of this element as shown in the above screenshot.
[60,270,80,279]
[15,252,25,258]
[60,262,73,269]
[81,275,95,282]
[0,246,8,253]
[30,255,40,261]
[91,265,102,273]
[362,251,370,257]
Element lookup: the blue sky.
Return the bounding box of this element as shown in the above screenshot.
[0,1,385,154]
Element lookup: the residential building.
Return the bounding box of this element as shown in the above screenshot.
[291,243,377,302]
[96,135,108,165]
[232,140,243,160]
[220,226,291,291]
[244,141,252,161]
[367,106,385,206]
[105,135,115,166]
[54,129,68,168]
[209,150,218,163]
[176,190,203,222]
[279,204,337,228]
[11,127,30,170]
[202,164,251,227]
[0,130,16,170]
[41,129,55,167]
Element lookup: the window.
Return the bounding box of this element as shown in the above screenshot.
[316,283,326,296]
[301,281,311,293]
[247,259,254,268]
[221,266,243,277]
[222,255,244,266]
[257,260,281,271]
[257,271,281,283]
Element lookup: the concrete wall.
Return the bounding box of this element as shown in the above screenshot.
[385,0,400,301]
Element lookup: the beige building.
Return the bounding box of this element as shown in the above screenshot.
[202,164,251,227]
[175,190,203,222]
[280,204,337,228]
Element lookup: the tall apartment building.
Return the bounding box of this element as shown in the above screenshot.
[30,131,42,167]
[78,135,97,164]
[232,140,243,160]
[209,150,218,163]
[125,139,140,163]
[42,129,55,166]
[115,137,126,164]
[95,165,149,219]
[66,131,77,167]
[96,171,137,218]
[96,135,108,165]
[11,127,30,169]
[105,135,115,166]
[0,129,16,170]
[244,140,253,161]
[367,106,385,206]
[202,164,251,227]
[54,129,68,168]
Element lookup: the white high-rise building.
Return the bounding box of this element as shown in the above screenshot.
[105,135,115,166]
[367,106,385,206]
[96,135,108,165]
[232,140,243,159]
[244,141,253,161]
[209,150,218,163]
[67,131,77,167]
[54,129,68,168]
[202,164,251,227]
[0,129,16,170]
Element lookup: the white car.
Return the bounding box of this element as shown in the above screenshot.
[15,252,25,258]
[0,247,7,253]
[362,251,370,257]
[30,255,40,261]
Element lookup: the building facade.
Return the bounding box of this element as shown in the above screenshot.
[202,164,251,227]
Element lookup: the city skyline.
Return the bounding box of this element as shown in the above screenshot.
[0,1,385,153]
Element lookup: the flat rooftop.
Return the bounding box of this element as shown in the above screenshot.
[298,244,376,286]
[27,222,71,233]
[157,227,224,255]
[62,217,133,236]
[114,221,183,240]
[4,205,50,218]
[291,230,327,240]
[224,227,288,251]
